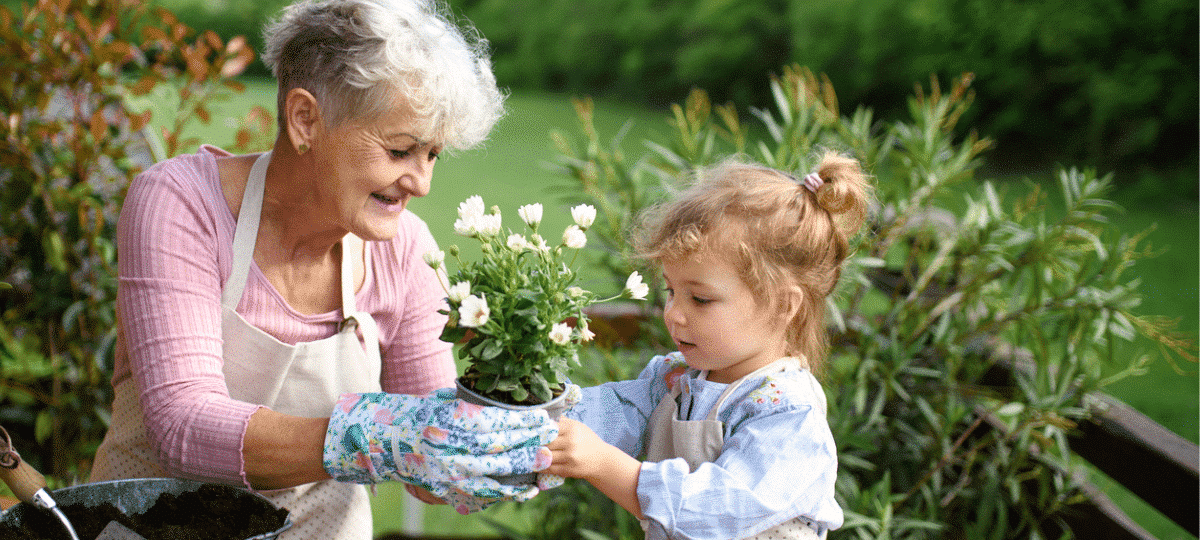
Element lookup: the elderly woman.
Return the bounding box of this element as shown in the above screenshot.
[88,0,555,537]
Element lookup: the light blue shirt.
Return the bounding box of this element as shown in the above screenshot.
[567,352,842,540]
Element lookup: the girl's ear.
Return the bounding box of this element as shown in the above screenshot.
[284,87,322,154]
[781,285,805,325]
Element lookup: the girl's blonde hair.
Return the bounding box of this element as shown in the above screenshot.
[634,151,873,374]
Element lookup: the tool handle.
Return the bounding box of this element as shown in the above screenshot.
[0,456,48,504]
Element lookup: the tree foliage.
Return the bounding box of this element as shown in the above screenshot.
[455,0,1196,173]
[0,0,251,482]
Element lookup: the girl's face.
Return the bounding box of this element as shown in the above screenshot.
[310,99,443,241]
[661,252,792,384]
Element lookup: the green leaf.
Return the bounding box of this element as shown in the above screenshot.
[35,409,54,443]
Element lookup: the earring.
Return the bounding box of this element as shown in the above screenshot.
[298,143,309,155]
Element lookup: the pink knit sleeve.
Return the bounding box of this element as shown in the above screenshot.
[116,152,260,486]
[376,213,457,395]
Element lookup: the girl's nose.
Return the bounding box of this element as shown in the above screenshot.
[663,298,684,327]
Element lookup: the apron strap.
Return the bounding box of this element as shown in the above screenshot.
[222,151,271,309]
[704,357,802,422]
[339,233,382,367]
[220,150,383,370]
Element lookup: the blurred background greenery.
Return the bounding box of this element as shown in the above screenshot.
[151,0,1197,178]
[1,0,1195,537]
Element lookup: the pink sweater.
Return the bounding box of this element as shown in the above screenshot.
[114,146,456,485]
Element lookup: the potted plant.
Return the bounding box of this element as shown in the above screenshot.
[425,196,649,415]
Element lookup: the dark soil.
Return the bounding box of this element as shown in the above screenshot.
[0,484,289,540]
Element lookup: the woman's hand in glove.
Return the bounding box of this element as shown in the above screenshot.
[323,389,557,513]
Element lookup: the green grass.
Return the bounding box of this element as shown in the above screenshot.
[150,76,1197,539]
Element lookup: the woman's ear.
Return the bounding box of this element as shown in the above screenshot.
[284,88,322,154]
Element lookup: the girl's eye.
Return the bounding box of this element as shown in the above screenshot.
[692,296,712,305]
[388,148,411,159]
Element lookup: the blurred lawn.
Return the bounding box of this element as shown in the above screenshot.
[151,76,1197,539]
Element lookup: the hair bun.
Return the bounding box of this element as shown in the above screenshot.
[812,150,871,238]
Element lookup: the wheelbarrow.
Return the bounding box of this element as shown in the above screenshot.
[0,426,292,540]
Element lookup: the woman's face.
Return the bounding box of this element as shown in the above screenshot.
[311,99,443,241]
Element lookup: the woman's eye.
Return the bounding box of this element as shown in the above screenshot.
[391,147,441,161]
[692,296,712,305]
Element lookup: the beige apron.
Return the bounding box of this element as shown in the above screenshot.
[91,152,383,540]
[644,359,821,540]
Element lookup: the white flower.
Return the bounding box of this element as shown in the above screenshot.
[548,322,572,345]
[458,196,485,220]
[454,216,478,237]
[579,323,596,342]
[477,213,503,236]
[447,281,470,303]
[422,250,444,269]
[458,295,490,328]
[506,234,531,251]
[562,225,587,249]
[571,204,596,229]
[567,286,585,298]
[518,203,543,228]
[624,271,649,300]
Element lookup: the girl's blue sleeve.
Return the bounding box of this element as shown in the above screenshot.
[565,354,680,457]
[637,374,843,539]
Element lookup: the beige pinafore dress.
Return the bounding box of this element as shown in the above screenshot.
[643,359,822,540]
[91,152,383,539]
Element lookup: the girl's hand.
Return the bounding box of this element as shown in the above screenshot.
[546,418,645,518]
[544,418,605,479]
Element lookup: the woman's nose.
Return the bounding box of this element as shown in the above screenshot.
[401,158,433,198]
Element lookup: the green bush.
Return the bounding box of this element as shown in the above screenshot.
[534,66,1195,538]
[455,0,1196,174]
[0,0,251,483]
[146,0,1197,177]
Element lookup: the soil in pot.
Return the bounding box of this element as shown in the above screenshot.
[0,484,290,540]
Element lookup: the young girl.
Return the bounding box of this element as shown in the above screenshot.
[545,151,872,539]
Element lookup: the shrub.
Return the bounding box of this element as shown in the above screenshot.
[149,0,1198,178]
[455,0,1197,174]
[0,0,252,483]
[533,66,1195,538]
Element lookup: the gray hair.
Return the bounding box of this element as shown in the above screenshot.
[261,0,505,150]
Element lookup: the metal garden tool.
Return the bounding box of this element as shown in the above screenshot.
[0,425,151,539]
[0,425,81,540]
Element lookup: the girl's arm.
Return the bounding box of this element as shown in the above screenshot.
[545,418,644,519]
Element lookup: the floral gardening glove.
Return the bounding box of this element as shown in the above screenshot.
[535,383,583,492]
[324,389,557,513]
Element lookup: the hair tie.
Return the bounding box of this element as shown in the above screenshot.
[801,172,824,193]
